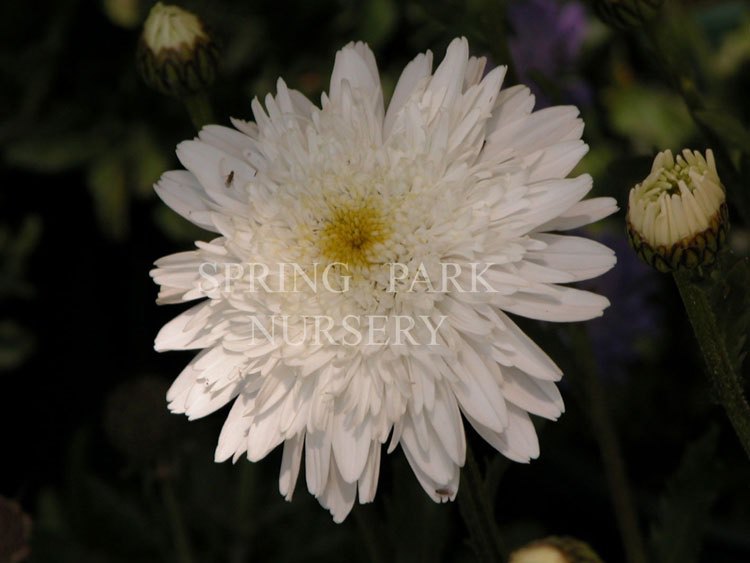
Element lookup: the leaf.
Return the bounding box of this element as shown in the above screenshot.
[0,215,42,299]
[86,154,129,240]
[2,115,110,173]
[0,320,35,371]
[357,0,397,47]
[649,427,721,563]
[126,126,170,200]
[693,108,750,156]
[604,84,695,151]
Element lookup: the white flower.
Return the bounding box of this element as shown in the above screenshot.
[151,38,617,522]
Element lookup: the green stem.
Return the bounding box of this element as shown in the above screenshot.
[160,475,195,563]
[572,327,648,563]
[183,91,215,131]
[457,444,507,563]
[674,270,750,459]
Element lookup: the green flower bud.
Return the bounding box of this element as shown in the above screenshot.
[627,149,728,273]
[510,536,604,563]
[136,2,218,98]
[593,0,663,30]
[102,0,147,29]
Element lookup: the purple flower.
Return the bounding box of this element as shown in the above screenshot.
[507,0,590,107]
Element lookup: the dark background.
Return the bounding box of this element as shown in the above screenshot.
[2,0,750,561]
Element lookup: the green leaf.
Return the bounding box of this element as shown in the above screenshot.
[649,427,721,563]
[0,215,42,299]
[0,320,34,371]
[357,0,397,47]
[86,154,129,240]
[126,126,170,199]
[3,115,110,173]
[605,84,695,151]
[693,108,750,156]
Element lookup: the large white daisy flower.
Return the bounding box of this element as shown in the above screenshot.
[151,38,617,522]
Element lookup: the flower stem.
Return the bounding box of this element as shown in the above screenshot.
[183,92,215,131]
[160,473,196,563]
[457,444,507,563]
[673,270,750,459]
[571,326,648,563]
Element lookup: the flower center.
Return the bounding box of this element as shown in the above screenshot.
[319,200,389,269]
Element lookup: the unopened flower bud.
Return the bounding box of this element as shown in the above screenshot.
[0,496,32,563]
[102,0,147,29]
[136,2,218,98]
[627,149,728,273]
[510,536,603,563]
[593,0,663,30]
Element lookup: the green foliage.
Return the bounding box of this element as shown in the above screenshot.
[604,84,695,151]
[0,320,35,372]
[0,216,40,371]
[649,428,721,563]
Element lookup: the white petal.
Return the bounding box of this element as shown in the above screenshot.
[329,41,383,120]
[319,460,357,523]
[428,383,466,466]
[525,234,617,282]
[464,405,540,463]
[215,392,254,462]
[527,140,589,183]
[399,412,455,485]
[279,433,305,500]
[305,426,332,497]
[448,341,507,432]
[426,37,469,113]
[155,302,217,352]
[495,175,593,237]
[534,197,619,232]
[403,442,460,503]
[332,412,371,483]
[176,140,251,213]
[501,367,564,420]
[498,284,611,322]
[384,51,433,138]
[154,170,216,231]
[357,442,382,503]
[246,396,289,462]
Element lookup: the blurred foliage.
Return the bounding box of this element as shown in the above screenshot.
[2,0,750,562]
[649,427,721,563]
[604,83,694,151]
[0,216,40,371]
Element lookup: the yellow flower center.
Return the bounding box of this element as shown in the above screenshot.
[319,200,389,269]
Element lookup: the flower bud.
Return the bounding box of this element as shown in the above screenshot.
[0,496,32,563]
[102,0,147,29]
[627,149,728,273]
[593,0,663,30]
[136,2,218,98]
[509,536,603,563]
